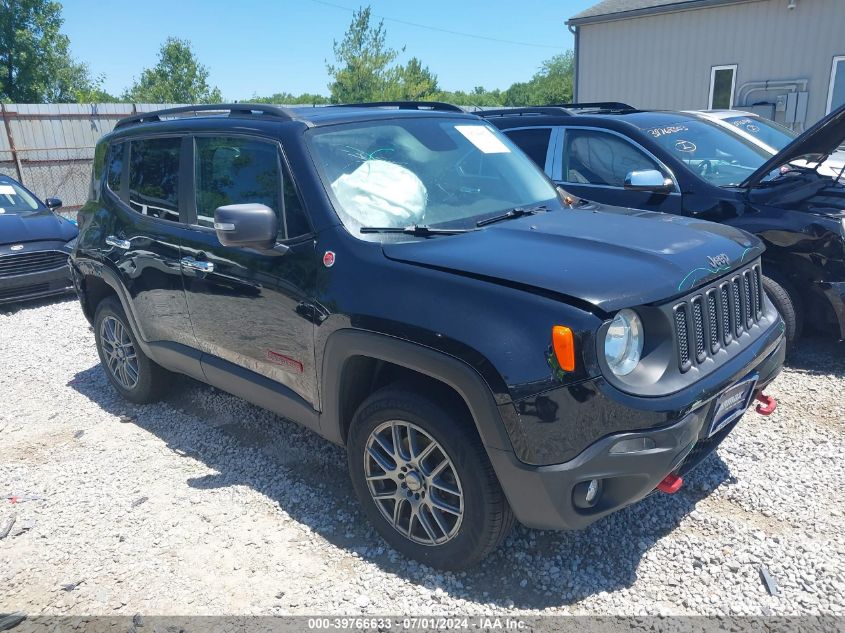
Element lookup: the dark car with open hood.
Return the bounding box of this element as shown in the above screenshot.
[0,175,77,305]
[71,103,784,569]
[483,102,845,350]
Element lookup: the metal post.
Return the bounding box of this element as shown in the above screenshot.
[1,103,24,183]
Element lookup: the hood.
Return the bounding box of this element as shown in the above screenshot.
[741,102,845,188]
[0,209,77,245]
[382,205,762,313]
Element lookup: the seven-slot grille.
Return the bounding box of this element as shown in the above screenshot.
[672,263,764,372]
[0,251,69,278]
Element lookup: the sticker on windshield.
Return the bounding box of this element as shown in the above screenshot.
[674,140,697,152]
[730,118,759,132]
[647,125,688,139]
[455,125,511,154]
[0,185,16,195]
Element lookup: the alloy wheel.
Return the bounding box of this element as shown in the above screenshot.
[100,315,139,390]
[364,420,464,546]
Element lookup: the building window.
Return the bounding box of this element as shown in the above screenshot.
[708,65,737,109]
[827,56,845,114]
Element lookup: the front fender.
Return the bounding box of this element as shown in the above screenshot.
[318,329,513,451]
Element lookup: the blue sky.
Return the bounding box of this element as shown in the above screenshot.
[60,0,594,100]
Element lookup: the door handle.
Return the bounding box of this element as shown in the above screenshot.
[180,257,215,273]
[105,235,131,249]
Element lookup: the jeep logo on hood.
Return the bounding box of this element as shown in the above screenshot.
[707,253,731,269]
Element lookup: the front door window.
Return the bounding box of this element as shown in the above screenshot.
[561,129,661,187]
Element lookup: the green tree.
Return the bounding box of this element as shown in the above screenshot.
[326,6,400,103]
[250,91,330,105]
[0,0,99,102]
[385,57,439,101]
[124,37,222,103]
[502,51,574,106]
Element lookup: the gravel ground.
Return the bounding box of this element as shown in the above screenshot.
[1,297,843,617]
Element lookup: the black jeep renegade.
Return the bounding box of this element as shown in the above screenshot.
[71,103,785,569]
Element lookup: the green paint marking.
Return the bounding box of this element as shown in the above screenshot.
[677,247,756,292]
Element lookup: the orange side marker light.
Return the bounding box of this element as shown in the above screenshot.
[552,325,576,372]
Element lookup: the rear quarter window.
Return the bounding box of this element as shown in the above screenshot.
[105,142,124,196]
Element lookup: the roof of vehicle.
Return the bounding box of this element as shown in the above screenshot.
[481,107,708,133]
[110,102,478,135]
[687,109,761,120]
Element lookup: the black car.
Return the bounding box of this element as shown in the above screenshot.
[0,175,76,304]
[70,103,784,569]
[482,102,845,349]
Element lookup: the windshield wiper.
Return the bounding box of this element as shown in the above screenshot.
[360,224,475,237]
[476,205,547,227]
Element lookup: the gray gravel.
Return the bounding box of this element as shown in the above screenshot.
[1,297,843,616]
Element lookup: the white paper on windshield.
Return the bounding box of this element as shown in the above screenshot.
[455,125,510,154]
[0,185,16,195]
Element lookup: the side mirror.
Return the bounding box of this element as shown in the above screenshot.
[213,204,278,250]
[45,197,62,209]
[624,170,673,193]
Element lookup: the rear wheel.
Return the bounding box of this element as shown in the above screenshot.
[93,297,171,403]
[762,272,802,352]
[347,385,514,569]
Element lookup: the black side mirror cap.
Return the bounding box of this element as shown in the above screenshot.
[45,197,62,209]
[213,203,278,250]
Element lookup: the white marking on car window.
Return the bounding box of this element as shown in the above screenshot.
[454,125,511,154]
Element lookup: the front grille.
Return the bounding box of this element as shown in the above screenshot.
[672,263,764,372]
[0,251,69,278]
[0,282,50,300]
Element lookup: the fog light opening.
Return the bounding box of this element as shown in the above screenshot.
[573,478,603,509]
[609,436,657,454]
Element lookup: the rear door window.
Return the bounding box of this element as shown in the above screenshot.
[128,137,181,221]
[504,128,552,169]
[562,129,661,187]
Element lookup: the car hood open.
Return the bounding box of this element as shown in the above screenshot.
[382,205,763,313]
[741,102,845,188]
[0,210,77,245]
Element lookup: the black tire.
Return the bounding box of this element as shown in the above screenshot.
[93,296,171,403]
[347,384,514,570]
[762,272,802,352]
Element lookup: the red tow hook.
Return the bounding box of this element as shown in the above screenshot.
[657,473,683,494]
[755,392,777,416]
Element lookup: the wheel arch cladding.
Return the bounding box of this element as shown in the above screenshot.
[318,329,514,452]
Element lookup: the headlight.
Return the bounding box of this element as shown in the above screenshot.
[604,309,644,376]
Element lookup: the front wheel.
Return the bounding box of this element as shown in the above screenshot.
[347,385,514,570]
[762,273,802,352]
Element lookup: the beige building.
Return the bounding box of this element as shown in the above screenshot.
[567,0,845,129]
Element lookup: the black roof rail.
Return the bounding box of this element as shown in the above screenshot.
[114,103,298,129]
[549,101,635,113]
[331,101,465,113]
[477,107,574,118]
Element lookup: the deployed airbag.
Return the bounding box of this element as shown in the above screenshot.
[332,159,427,226]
